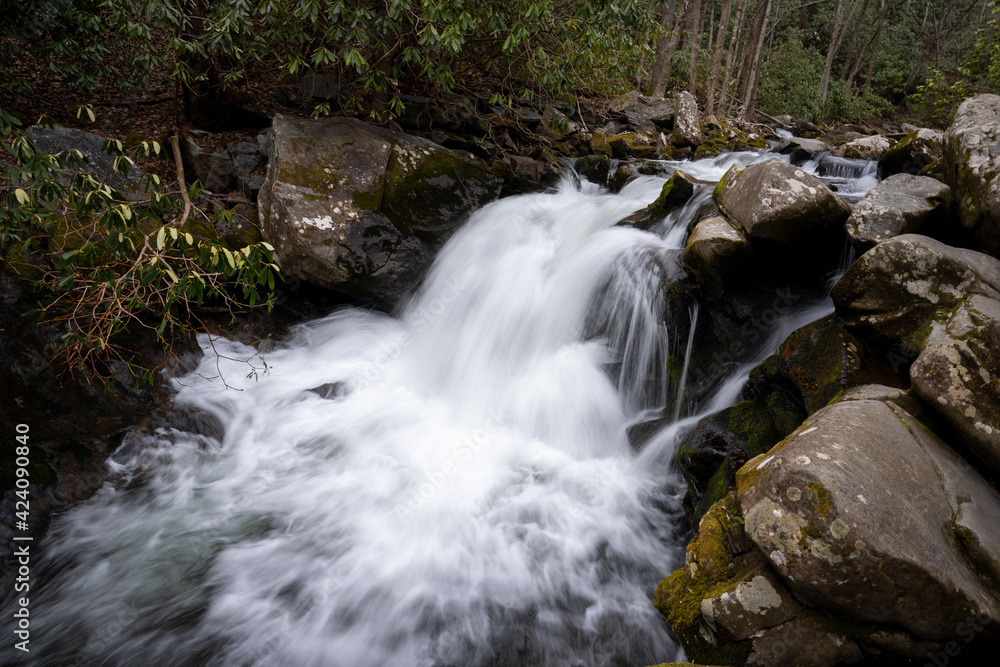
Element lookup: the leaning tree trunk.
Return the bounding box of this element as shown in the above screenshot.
[720,0,748,115]
[687,0,703,95]
[860,0,890,99]
[648,0,690,97]
[706,0,734,114]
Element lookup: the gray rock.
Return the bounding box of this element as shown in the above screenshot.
[259,114,501,306]
[911,294,1000,474]
[831,234,1000,353]
[879,128,943,177]
[673,91,702,147]
[747,611,863,667]
[682,215,751,296]
[701,563,803,641]
[845,173,951,251]
[774,137,831,165]
[716,160,850,245]
[181,134,233,193]
[830,134,890,160]
[24,125,144,196]
[943,94,1000,253]
[609,90,675,133]
[737,399,1000,641]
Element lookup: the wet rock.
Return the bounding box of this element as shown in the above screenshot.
[774,137,830,165]
[574,154,611,187]
[830,134,890,160]
[845,173,951,251]
[681,215,752,296]
[672,91,702,148]
[746,611,863,667]
[831,234,1000,353]
[715,160,850,245]
[259,114,502,306]
[911,294,1000,474]
[879,128,943,177]
[943,94,1000,254]
[737,399,1000,640]
[616,170,697,230]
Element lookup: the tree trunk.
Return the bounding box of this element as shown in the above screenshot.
[721,0,748,115]
[840,0,871,79]
[818,0,847,103]
[688,0,703,94]
[648,0,690,97]
[860,0,890,98]
[707,0,734,114]
[737,0,772,119]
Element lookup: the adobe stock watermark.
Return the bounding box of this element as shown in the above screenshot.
[350,274,468,386]
[393,408,506,520]
[923,612,992,667]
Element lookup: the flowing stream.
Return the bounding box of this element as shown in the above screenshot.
[4,145,875,667]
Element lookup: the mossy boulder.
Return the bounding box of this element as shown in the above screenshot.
[831,234,1000,355]
[829,134,890,160]
[737,399,1000,641]
[259,114,502,306]
[616,170,698,230]
[844,173,951,251]
[574,154,611,187]
[942,94,1000,254]
[879,128,943,177]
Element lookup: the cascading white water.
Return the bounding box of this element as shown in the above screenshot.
[4,146,861,667]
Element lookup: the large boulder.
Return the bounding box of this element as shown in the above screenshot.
[878,128,943,177]
[673,91,702,148]
[844,173,951,251]
[609,90,675,134]
[942,94,1000,253]
[715,160,850,245]
[259,114,502,306]
[831,234,1000,353]
[911,294,1000,474]
[737,399,1000,641]
[830,134,890,160]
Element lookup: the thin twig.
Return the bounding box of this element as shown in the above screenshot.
[169,135,192,227]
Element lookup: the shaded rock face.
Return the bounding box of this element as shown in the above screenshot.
[911,294,1000,473]
[617,170,697,230]
[716,160,849,245]
[681,215,751,296]
[673,91,702,148]
[259,114,502,306]
[831,234,1000,353]
[943,93,1000,254]
[609,90,675,134]
[879,128,943,177]
[737,399,1000,641]
[845,173,951,251]
[25,125,144,196]
[829,134,890,160]
[774,137,830,166]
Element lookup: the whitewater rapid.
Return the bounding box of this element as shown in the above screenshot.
[4,146,865,667]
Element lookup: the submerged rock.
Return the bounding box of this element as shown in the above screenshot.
[845,173,951,251]
[943,94,1000,254]
[259,114,502,306]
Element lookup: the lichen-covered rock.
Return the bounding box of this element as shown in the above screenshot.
[259,114,501,306]
[701,563,804,642]
[911,294,1000,474]
[716,160,850,245]
[879,128,943,177]
[682,215,752,296]
[745,611,863,667]
[845,173,951,251]
[831,234,1000,353]
[736,399,1000,641]
[830,134,890,160]
[673,91,702,148]
[943,94,1000,254]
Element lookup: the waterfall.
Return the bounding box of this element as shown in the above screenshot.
[3,147,857,667]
